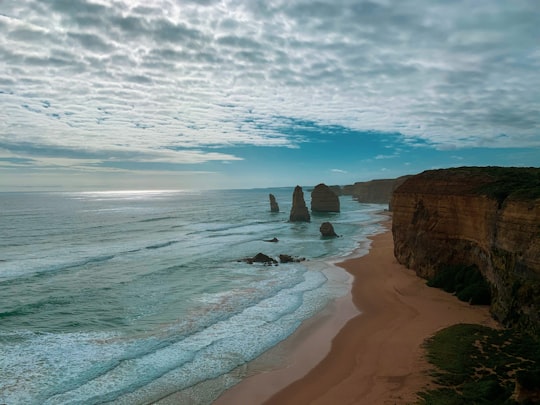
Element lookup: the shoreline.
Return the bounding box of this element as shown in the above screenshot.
[214,218,497,404]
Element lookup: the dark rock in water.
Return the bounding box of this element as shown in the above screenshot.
[279,254,306,263]
[289,185,310,222]
[320,222,338,237]
[269,193,280,212]
[264,237,279,242]
[311,183,340,212]
[241,252,278,265]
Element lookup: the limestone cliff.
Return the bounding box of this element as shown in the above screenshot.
[289,185,311,222]
[311,183,340,212]
[352,176,411,207]
[391,167,540,332]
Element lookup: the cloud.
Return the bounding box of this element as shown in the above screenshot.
[375,154,398,160]
[331,169,347,174]
[1,0,539,176]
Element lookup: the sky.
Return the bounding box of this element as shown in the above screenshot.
[1,0,539,191]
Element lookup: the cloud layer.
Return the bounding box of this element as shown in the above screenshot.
[1,0,539,175]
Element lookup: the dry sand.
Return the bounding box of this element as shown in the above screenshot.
[215,220,497,405]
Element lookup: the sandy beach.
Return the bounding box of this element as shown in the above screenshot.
[215,219,497,405]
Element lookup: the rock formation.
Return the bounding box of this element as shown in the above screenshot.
[241,253,278,265]
[311,183,340,212]
[269,193,279,212]
[279,254,306,263]
[329,185,342,196]
[320,222,338,237]
[391,167,540,332]
[289,186,311,222]
[352,176,411,208]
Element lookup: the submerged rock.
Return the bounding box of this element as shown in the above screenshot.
[289,185,310,222]
[264,237,279,242]
[269,193,280,212]
[320,222,338,237]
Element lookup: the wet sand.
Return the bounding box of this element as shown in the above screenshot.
[215,220,496,405]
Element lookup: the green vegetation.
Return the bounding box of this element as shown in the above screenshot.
[419,324,540,404]
[470,166,540,202]
[427,264,491,305]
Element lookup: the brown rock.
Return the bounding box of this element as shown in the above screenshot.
[352,176,411,209]
[241,253,278,265]
[279,254,306,263]
[311,183,340,212]
[320,222,338,237]
[269,193,279,212]
[289,185,310,222]
[391,167,540,332]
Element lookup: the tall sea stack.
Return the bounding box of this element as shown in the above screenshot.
[311,183,340,212]
[269,193,279,212]
[289,186,310,222]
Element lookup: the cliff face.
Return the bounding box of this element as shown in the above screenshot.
[352,176,411,207]
[391,167,540,332]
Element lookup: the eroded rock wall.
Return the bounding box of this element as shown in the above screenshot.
[391,167,540,332]
[352,176,411,207]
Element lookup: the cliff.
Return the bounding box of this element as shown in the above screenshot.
[352,176,411,207]
[391,167,540,332]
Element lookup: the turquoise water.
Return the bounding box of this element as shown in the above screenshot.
[0,188,385,404]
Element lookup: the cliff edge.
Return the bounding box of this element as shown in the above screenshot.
[351,176,411,207]
[391,167,540,332]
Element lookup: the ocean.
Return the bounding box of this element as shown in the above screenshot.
[0,188,385,404]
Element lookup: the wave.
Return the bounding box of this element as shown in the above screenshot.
[4,268,317,404]
[0,254,116,285]
[0,296,73,320]
[145,240,179,250]
[138,216,177,223]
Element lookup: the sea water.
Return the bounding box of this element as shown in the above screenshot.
[0,188,385,404]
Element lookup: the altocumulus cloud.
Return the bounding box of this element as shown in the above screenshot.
[0,0,539,172]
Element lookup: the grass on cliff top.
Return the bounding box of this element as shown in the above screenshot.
[465,166,540,201]
[418,324,540,405]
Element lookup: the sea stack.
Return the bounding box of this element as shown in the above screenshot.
[311,183,340,212]
[320,222,338,237]
[269,193,279,212]
[289,186,311,222]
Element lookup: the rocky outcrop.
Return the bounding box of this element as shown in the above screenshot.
[289,186,311,222]
[352,176,411,208]
[320,222,338,237]
[329,185,342,196]
[311,183,340,212]
[241,253,278,265]
[279,254,306,263]
[342,185,354,196]
[269,193,279,212]
[391,167,540,332]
